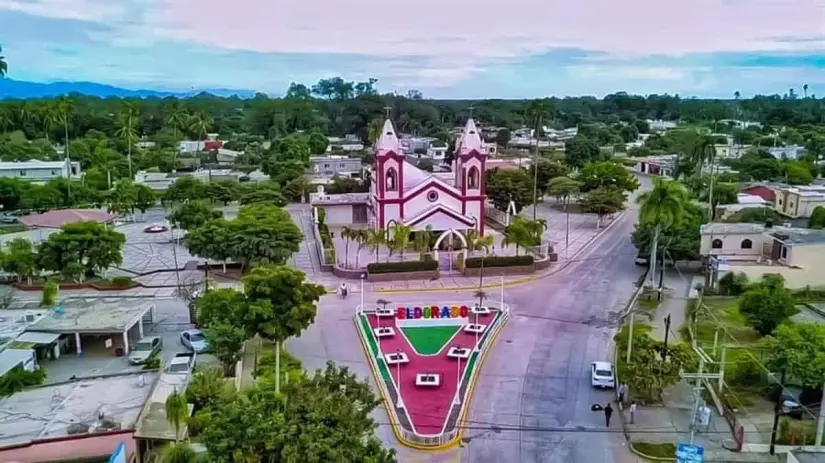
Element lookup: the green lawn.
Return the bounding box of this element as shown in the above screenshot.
[0,224,26,235]
[401,326,460,355]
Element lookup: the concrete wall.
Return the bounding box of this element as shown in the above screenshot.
[367,269,439,282]
[700,232,766,261]
[323,205,354,226]
[727,264,825,289]
[464,265,535,277]
[787,244,825,270]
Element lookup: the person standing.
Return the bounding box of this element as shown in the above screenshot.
[617,383,626,404]
[629,401,637,424]
[604,403,613,427]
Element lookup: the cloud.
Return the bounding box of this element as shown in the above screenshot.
[0,0,126,22]
[151,0,823,59]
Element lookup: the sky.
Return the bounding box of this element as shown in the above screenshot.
[0,0,824,99]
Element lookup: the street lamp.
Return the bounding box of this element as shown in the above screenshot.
[395,348,405,409]
[453,347,462,406]
[359,273,366,315]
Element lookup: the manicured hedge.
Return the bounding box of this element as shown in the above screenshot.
[367,260,439,274]
[465,255,534,269]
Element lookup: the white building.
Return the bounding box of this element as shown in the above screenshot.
[0,160,81,183]
[646,119,678,131]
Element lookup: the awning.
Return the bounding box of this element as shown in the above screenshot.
[15,331,61,345]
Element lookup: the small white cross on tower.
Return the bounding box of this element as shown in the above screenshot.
[383,106,393,119]
[467,105,475,119]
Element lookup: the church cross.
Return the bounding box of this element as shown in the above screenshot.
[467,105,475,119]
[383,106,393,119]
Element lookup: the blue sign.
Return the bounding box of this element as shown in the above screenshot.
[109,441,126,463]
[676,442,704,463]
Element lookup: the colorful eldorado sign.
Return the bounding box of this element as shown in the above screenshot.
[395,305,470,320]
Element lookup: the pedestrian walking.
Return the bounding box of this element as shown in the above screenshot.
[604,403,613,427]
[617,383,626,404]
[629,401,637,424]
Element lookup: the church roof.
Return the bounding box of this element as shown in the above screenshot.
[455,118,485,155]
[375,119,401,154]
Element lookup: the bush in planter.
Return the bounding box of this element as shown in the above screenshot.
[465,255,534,268]
[111,276,134,288]
[367,260,439,274]
[41,280,58,307]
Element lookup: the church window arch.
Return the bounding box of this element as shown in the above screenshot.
[386,167,398,191]
[468,166,480,189]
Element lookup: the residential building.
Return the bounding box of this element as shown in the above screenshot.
[20,209,116,229]
[632,155,677,178]
[0,160,81,183]
[767,145,805,160]
[700,222,825,288]
[216,148,242,163]
[426,142,449,163]
[715,194,770,219]
[775,185,825,218]
[646,119,678,131]
[741,183,781,203]
[309,155,362,181]
[135,169,269,191]
[544,127,578,140]
[327,135,365,152]
[0,373,156,462]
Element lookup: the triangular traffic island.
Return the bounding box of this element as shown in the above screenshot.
[355,303,509,449]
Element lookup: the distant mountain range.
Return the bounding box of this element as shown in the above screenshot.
[0,78,258,99]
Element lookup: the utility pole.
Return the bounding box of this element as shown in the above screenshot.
[626,312,635,364]
[770,369,787,455]
[662,314,671,360]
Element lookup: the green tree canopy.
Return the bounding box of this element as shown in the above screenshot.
[765,323,825,389]
[739,274,798,336]
[486,168,534,213]
[169,201,222,231]
[37,221,126,281]
[578,160,640,193]
[200,362,395,463]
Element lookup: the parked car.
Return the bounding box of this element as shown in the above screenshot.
[166,352,197,374]
[591,361,615,389]
[634,253,675,267]
[0,215,19,224]
[180,329,209,353]
[128,335,163,365]
[768,384,821,419]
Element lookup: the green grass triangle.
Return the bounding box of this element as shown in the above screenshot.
[400,325,461,355]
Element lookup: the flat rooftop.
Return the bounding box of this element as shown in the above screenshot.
[25,299,154,334]
[0,372,158,448]
[134,371,191,441]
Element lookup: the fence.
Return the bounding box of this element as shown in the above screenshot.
[485,205,515,228]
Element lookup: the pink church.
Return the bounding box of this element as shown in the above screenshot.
[371,118,488,244]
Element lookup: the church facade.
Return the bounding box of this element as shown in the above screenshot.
[370,118,488,240]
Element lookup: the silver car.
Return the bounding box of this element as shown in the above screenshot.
[128,335,163,365]
[181,329,209,353]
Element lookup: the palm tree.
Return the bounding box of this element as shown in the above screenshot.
[636,178,689,287]
[367,118,384,144]
[115,102,139,179]
[0,45,7,78]
[413,225,435,260]
[165,101,189,141]
[734,90,740,101]
[390,223,413,262]
[341,226,355,267]
[353,229,368,268]
[55,96,75,201]
[38,102,57,142]
[164,388,189,442]
[803,84,809,98]
[365,229,385,264]
[525,98,552,219]
[466,229,494,255]
[473,290,487,310]
[188,112,213,152]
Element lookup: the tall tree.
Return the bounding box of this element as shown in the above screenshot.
[0,45,6,77]
[115,101,139,179]
[37,221,126,281]
[526,98,552,218]
[579,187,626,228]
[636,178,689,286]
[241,265,325,393]
[165,388,189,442]
[55,96,75,201]
[169,201,222,231]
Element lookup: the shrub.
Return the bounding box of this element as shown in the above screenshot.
[0,366,46,397]
[111,276,134,287]
[717,272,749,296]
[631,442,676,459]
[367,260,439,274]
[254,348,303,379]
[41,280,58,307]
[142,354,161,370]
[465,255,534,269]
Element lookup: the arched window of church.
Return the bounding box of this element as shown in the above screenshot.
[386,167,397,191]
[468,167,480,189]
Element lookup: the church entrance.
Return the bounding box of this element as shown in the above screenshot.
[432,229,468,274]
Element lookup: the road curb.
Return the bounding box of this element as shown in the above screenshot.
[628,442,676,461]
